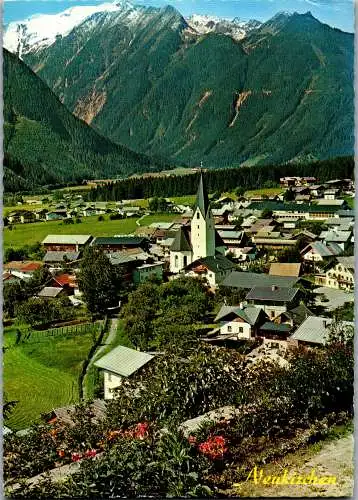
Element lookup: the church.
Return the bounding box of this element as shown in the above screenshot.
[169,173,235,287]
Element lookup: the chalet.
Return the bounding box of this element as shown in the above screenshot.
[7,210,36,224]
[222,271,298,291]
[43,251,80,269]
[300,241,343,267]
[94,346,154,400]
[269,263,301,278]
[42,235,92,252]
[317,256,354,291]
[45,209,69,221]
[91,236,149,253]
[280,176,316,187]
[319,230,352,251]
[325,217,354,232]
[252,232,297,251]
[133,262,165,285]
[246,285,300,320]
[257,322,293,341]
[4,261,42,280]
[274,303,314,328]
[51,273,79,295]
[218,230,248,257]
[205,304,267,341]
[183,255,236,287]
[323,188,339,200]
[82,206,97,217]
[290,316,354,347]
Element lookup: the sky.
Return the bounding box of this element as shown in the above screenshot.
[3,0,354,32]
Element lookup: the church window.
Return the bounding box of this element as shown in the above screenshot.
[183,255,188,266]
[175,255,179,267]
[198,225,200,229]
[197,212,200,219]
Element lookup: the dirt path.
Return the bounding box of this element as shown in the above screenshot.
[236,433,354,497]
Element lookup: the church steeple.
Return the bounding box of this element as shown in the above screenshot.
[191,170,215,260]
[194,172,210,218]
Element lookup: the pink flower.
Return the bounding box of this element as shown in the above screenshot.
[71,452,82,462]
[84,449,97,458]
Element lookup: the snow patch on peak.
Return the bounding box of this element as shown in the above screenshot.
[186,14,261,41]
[4,1,134,57]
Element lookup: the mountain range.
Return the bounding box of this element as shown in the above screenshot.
[3,47,168,192]
[3,1,354,184]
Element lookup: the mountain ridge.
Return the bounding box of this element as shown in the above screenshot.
[4,4,354,171]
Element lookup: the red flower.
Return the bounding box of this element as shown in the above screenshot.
[134,422,149,439]
[84,449,97,458]
[198,435,227,460]
[71,453,82,462]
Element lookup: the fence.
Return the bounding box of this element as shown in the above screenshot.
[13,321,106,345]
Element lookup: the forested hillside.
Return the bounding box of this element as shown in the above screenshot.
[22,9,354,168]
[85,156,354,201]
[3,49,170,192]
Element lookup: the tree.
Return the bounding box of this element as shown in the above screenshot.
[261,208,273,218]
[276,244,301,263]
[283,188,295,201]
[78,247,122,315]
[3,281,25,318]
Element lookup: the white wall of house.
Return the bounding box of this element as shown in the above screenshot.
[302,249,323,262]
[325,264,354,290]
[169,250,192,273]
[220,320,251,339]
[103,371,123,400]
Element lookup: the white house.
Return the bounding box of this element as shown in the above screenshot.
[206,304,267,341]
[94,346,154,400]
[323,256,354,291]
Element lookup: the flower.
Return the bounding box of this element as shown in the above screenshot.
[134,422,149,439]
[57,450,65,458]
[198,435,227,460]
[188,435,197,445]
[71,453,82,462]
[84,449,97,458]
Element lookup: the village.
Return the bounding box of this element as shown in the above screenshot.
[3,174,355,407]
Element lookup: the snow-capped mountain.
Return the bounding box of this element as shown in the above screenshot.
[186,14,261,41]
[4,1,134,57]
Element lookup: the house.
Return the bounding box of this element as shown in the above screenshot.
[7,210,36,224]
[325,217,354,232]
[183,255,236,287]
[323,189,339,200]
[204,304,267,341]
[132,262,165,285]
[51,273,79,295]
[252,232,297,251]
[221,271,299,291]
[3,261,42,280]
[269,263,302,278]
[319,256,354,291]
[94,345,154,400]
[300,241,343,267]
[257,322,293,342]
[233,246,257,264]
[274,303,314,328]
[169,174,228,274]
[37,286,67,299]
[290,316,354,347]
[3,272,22,284]
[42,235,92,252]
[82,206,98,217]
[218,230,249,257]
[45,209,69,221]
[246,285,300,320]
[319,230,352,251]
[43,251,81,269]
[92,236,149,253]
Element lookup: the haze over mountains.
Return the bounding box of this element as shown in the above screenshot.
[3,0,354,184]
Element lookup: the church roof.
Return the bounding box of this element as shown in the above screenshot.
[194,173,210,218]
[170,227,192,252]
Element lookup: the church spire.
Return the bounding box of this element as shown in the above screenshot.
[194,170,210,218]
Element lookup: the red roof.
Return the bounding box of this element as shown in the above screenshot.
[53,273,77,288]
[4,261,42,273]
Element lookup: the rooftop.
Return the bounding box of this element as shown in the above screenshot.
[43,251,80,263]
[38,286,64,298]
[215,305,262,325]
[290,316,354,345]
[42,235,92,245]
[94,345,154,377]
[92,236,146,246]
[246,286,299,303]
[269,263,301,277]
[222,271,298,290]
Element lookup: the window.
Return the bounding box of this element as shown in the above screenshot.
[175,255,179,267]
[197,212,200,219]
[270,311,275,318]
[227,325,232,332]
[108,372,112,382]
[198,225,200,229]
[239,327,243,333]
[183,255,187,266]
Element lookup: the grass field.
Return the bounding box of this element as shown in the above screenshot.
[244,187,283,198]
[138,213,177,226]
[4,213,178,249]
[4,332,96,430]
